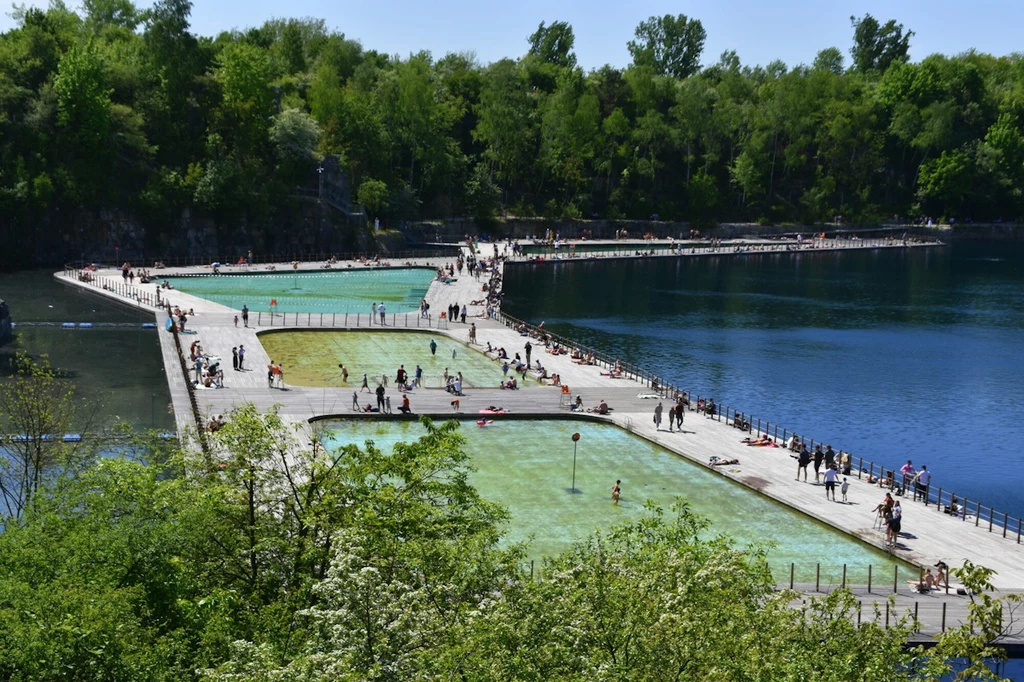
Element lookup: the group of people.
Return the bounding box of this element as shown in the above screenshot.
[872,493,904,548]
[652,398,687,432]
[187,338,224,389]
[266,361,285,389]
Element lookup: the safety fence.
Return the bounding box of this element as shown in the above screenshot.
[507,237,941,262]
[61,267,162,309]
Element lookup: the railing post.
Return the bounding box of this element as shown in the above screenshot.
[815,563,820,592]
[963,498,968,521]
[893,565,898,594]
[842,564,846,589]
[789,563,794,590]
[1004,512,1009,538]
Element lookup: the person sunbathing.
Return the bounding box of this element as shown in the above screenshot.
[709,456,739,467]
[742,435,776,447]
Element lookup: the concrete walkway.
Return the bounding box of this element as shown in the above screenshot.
[55,238,1024,592]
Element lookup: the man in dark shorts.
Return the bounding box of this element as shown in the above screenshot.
[823,465,839,501]
[797,446,811,481]
[242,305,249,327]
[813,445,825,483]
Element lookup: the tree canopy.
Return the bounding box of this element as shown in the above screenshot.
[1,5,1022,267]
[0,399,1015,680]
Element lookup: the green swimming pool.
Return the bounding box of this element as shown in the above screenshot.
[320,418,910,583]
[161,268,434,313]
[259,330,541,389]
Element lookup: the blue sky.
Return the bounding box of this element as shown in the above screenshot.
[2,0,1020,70]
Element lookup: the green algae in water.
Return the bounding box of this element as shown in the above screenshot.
[160,268,434,313]
[259,331,541,389]
[321,418,910,583]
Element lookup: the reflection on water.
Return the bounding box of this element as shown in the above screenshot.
[502,242,1024,518]
[0,271,173,429]
[321,418,908,582]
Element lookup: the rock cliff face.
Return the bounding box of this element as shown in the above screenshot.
[0,300,11,346]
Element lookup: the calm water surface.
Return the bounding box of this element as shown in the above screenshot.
[0,270,174,429]
[503,241,1024,519]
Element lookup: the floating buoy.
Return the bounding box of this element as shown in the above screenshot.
[61,322,75,328]
[79,322,93,328]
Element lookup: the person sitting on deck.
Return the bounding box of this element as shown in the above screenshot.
[587,399,610,415]
[572,395,583,411]
[398,394,411,414]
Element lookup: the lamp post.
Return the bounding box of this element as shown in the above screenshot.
[570,432,581,492]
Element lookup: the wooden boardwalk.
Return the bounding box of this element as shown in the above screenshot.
[56,237,1024,596]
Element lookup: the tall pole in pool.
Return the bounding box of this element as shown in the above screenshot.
[570,432,581,492]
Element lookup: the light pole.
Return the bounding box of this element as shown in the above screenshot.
[570,432,581,492]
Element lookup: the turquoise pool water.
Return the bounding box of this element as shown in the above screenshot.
[321,418,907,583]
[160,268,434,313]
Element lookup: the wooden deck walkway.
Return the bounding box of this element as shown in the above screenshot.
[55,237,1024,596]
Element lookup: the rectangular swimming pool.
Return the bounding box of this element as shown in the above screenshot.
[320,418,910,583]
[160,268,435,313]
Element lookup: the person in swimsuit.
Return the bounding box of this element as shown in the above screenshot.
[612,480,621,504]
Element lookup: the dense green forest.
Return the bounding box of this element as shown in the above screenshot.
[2,1,1023,257]
[0,357,1015,679]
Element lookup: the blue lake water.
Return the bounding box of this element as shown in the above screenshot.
[502,241,1024,519]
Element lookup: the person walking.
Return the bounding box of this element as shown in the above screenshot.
[352,391,359,411]
[667,404,676,432]
[824,444,836,470]
[415,364,423,387]
[371,302,377,324]
[813,445,825,483]
[797,446,811,481]
[469,323,477,344]
[429,338,437,356]
[460,304,467,324]
[888,501,903,547]
[232,347,239,371]
[339,363,349,383]
[267,361,276,388]
[375,384,386,411]
[612,480,621,504]
[525,341,532,366]
[360,373,370,392]
[241,305,249,327]
[378,302,386,325]
[841,477,850,503]
[653,402,663,430]
[238,345,246,370]
[275,363,284,389]
[823,465,839,501]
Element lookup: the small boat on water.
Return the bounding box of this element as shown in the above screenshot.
[0,299,11,346]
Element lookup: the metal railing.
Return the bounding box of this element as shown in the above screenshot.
[62,267,162,308]
[254,310,450,331]
[506,237,940,262]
